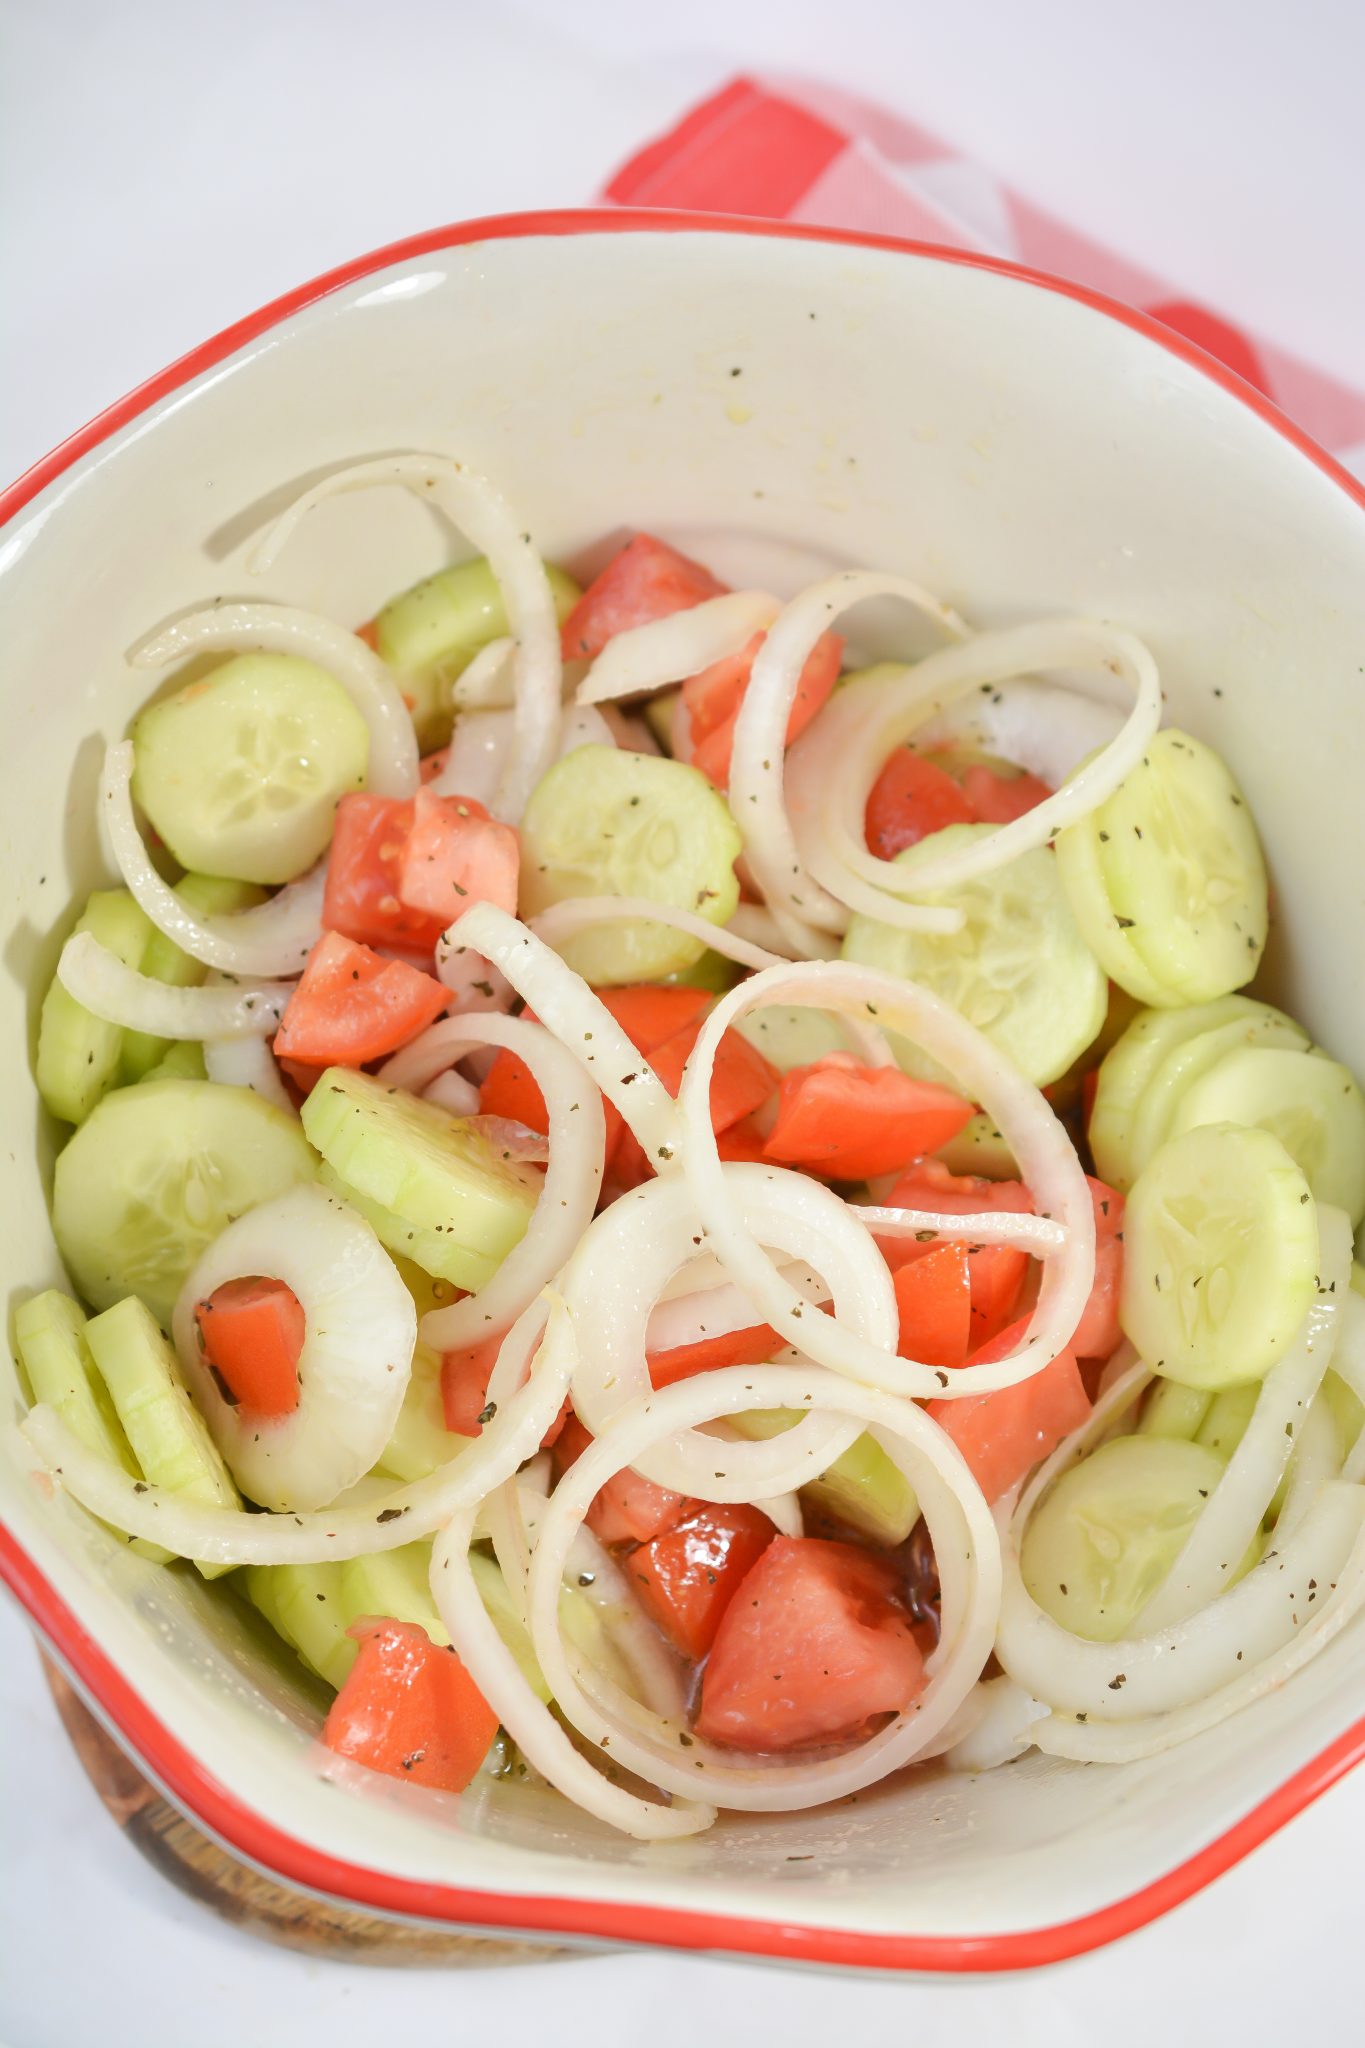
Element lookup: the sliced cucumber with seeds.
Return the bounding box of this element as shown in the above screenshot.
[1126,1011,1309,1187]
[121,874,267,1079]
[132,653,370,886]
[1021,1434,1255,1642]
[519,746,742,985]
[733,1004,859,1075]
[726,1410,919,1544]
[1054,811,1177,1007]
[303,1068,539,1290]
[842,823,1106,1088]
[1167,1048,1365,1228]
[1095,730,1267,1003]
[1137,1377,1212,1443]
[86,1295,240,1577]
[376,558,580,750]
[36,890,155,1124]
[1120,1123,1319,1389]
[52,1079,316,1325]
[1089,996,1296,1191]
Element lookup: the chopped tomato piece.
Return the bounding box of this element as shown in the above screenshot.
[883,1161,1033,1346]
[274,932,448,1066]
[1072,1176,1125,1358]
[323,793,447,951]
[697,1537,925,1751]
[961,763,1052,825]
[893,1242,972,1371]
[193,1276,304,1418]
[648,1018,778,1130]
[275,1052,328,1101]
[441,1336,566,1449]
[554,1413,688,1546]
[559,534,727,661]
[631,1503,776,1659]
[686,630,842,788]
[763,1055,971,1181]
[396,789,519,924]
[355,619,379,651]
[927,1316,1090,1503]
[646,1321,782,1390]
[596,983,711,1052]
[865,750,975,860]
[479,1049,626,1172]
[322,1617,497,1794]
[715,1113,771,1163]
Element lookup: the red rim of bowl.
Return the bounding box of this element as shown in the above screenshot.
[4,206,1365,1972]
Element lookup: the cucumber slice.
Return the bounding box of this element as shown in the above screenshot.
[1120,1123,1319,1388]
[664,949,742,995]
[1167,1047,1365,1228]
[841,823,1107,1088]
[935,1111,1018,1179]
[1089,996,1294,1191]
[137,1040,208,1085]
[727,1410,919,1544]
[85,1295,240,1578]
[373,1338,473,1482]
[1137,1377,1212,1442]
[342,1543,449,1645]
[122,874,266,1079]
[518,746,742,985]
[376,558,580,750]
[14,1292,173,1564]
[245,1563,358,1690]
[1126,1012,1309,1187]
[52,1079,316,1325]
[1021,1434,1253,1641]
[1054,811,1178,1007]
[468,1551,553,1703]
[732,1004,859,1075]
[302,1068,539,1290]
[1195,1380,1260,1460]
[1094,731,1269,1002]
[132,653,370,886]
[36,890,155,1124]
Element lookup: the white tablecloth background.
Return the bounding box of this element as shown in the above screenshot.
[3,3,1362,2042]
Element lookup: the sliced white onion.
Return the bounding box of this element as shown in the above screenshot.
[379,1013,607,1353]
[559,1167,880,1496]
[726,900,839,960]
[645,1261,824,1356]
[1277,1394,1344,1534]
[248,455,562,821]
[202,1028,294,1111]
[422,1069,481,1116]
[854,1204,1067,1257]
[170,1186,415,1512]
[676,958,1095,1399]
[452,636,515,710]
[130,602,419,798]
[24,1295,574,1565]
[101,743,327,977]
[577,592,780,705]
[1336,1295,1365,1484]
[427,708,513,803]
[431,940,516,1015]
[556,702,616,753]
[518,1361,1000,1813]
[57,932,291,1039]
[1134,1209,1350,1631]
[451,902,681,1164]
[916,674,1125,788]
[729,571,968,942]
[943,1675,1050,1772]
[788,619,1161,928]
[530,895,785,974]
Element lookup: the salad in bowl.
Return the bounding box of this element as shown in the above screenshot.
[16,450,1365,1842]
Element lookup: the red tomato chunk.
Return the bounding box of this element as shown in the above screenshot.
[322,1618,497,1795]
[883,1161,1033,1347]
[396,789,519,924]
[554,1413,687,1546]
[1071,1176,1125,1359]
[865,750,975,860]
[686,630,842,789]
[323,794,448,951]
[697,1537,925,1751]
[927,1315,1091,1503]
[646,1322,783,1390]
[892,1241,972,1371]
[274,932,448,1066]
[441,1336,566,1450]
[631,1503,775,1660]
[194,1276,304,1417]
[559,534,727,661]
[763,1055,971,1181]
[960,763,1052,824]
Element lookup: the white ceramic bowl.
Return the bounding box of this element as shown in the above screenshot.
[3,210,1364,1972]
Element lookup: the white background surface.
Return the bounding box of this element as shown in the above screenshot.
[2,2,1363,2042]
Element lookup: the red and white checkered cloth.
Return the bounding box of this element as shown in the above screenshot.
[604,75,1365,473]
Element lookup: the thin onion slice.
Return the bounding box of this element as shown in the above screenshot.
[377,1014,607,1352]
[432,940,515,1014]
[422,1069,481,1116]
[102,743,326,976]
[248,455,561,821]
[729,571,968,941]
[202,971,294,1108]
[23,1295,574,1566]
[427,708,513,803]
[676,958,1094,1398]
[577,592,780,705]
[171,1186,415,1512]
[130,602,419,798]
[452,636,515,710]
[530,895,785,975]
[854,1204,1067,1257]
[916,674,1125,789]
[57,932,292,1040]
[451,903,682,1165]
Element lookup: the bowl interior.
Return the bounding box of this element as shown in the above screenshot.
[2,219,1364,1958]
